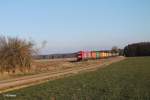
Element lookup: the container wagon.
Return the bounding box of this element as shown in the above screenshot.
[77,51,119,61]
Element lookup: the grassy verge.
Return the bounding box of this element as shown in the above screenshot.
[1,57,150,100]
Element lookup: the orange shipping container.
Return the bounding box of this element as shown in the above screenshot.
[100,52,104,58]
[105,52,107,57]
[106,52,109,57]
[87,51,91,58]
[91,51,96,59]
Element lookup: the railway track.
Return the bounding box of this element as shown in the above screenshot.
[0,56,125,93]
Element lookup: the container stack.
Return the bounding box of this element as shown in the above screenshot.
[77,50,119,61]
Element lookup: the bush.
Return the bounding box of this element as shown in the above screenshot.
[124,42,150,57]
[0,36,34,74]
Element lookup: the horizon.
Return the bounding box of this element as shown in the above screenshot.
[0,0,150,54]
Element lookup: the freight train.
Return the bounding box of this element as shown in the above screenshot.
[77,51,119,61]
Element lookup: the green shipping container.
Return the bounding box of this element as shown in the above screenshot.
[96,52,100,59]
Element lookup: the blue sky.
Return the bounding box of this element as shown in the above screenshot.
[0,0,150,54]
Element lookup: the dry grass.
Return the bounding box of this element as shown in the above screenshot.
[32,58,100,72]
[0,57,111,80]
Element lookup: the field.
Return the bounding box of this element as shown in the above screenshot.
[0,57,150,100]
[0,57,124,92]
[0,58,113,81]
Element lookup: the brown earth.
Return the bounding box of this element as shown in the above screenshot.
[0,56,125,93]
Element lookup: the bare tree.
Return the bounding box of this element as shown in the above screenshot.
[111,46,119,53]
[0,36,35,74]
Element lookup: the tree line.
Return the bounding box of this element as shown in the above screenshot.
[124,42,150,57]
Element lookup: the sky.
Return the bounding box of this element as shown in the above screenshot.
[0,0,150,54]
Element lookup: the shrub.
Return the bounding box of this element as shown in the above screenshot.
[0,36,34,74]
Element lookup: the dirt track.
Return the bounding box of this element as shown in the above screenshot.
[0,56,125,93]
